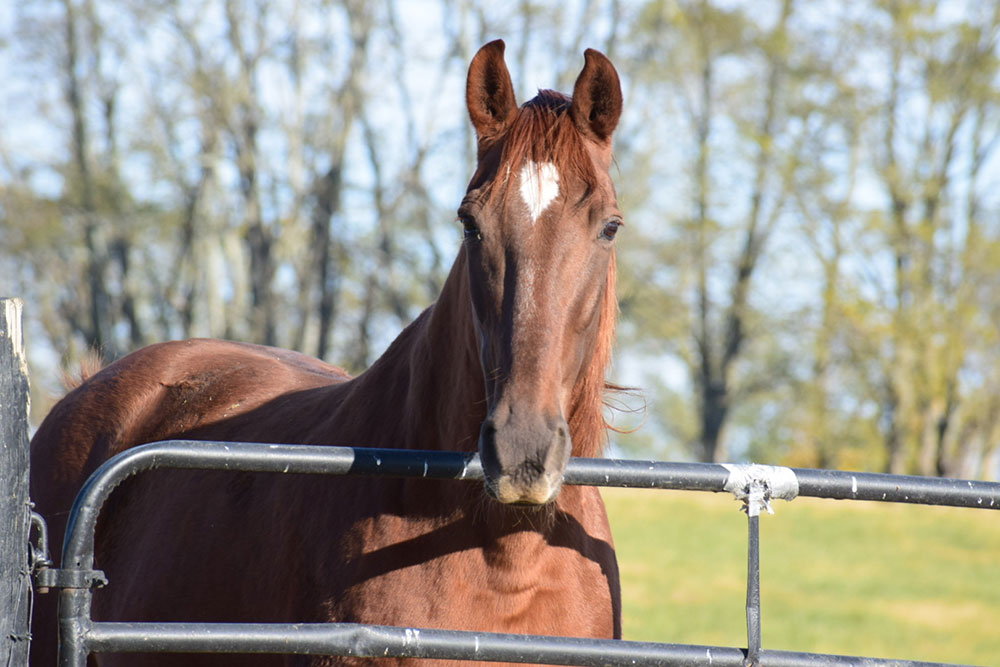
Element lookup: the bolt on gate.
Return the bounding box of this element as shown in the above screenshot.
[32,439,1000,667]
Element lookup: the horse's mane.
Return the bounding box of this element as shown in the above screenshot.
[571,252,619,458]
[60,350,105,391]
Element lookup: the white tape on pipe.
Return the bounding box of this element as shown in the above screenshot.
[721,463,799,515]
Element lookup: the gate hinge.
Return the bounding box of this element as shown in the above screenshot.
[29,508,107,593]
[33,566,108,592]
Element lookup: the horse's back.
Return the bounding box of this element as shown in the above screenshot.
[32,338,349,511]
[29,338,351,667]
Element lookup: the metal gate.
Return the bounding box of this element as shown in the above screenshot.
[35,439,1000,667]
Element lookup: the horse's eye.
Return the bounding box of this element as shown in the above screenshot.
[600,219,622,241]
[459,214,481,242]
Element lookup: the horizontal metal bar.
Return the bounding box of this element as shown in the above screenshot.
[789,467,1000,508]
[757,652,970,667]
[84,621,972,667]
[562,457,732,491]
[62,441,1000,571]
[86,622,745,665]
[61,441,481,568]
[562,458,1000,510]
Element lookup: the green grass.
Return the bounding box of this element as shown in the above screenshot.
[602,487,1000,666]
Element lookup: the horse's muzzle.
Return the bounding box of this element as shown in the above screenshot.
[477,413,572,505]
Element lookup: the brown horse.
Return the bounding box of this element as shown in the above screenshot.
[30,40,625,666]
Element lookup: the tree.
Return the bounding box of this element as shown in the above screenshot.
[844,1,1000,475]
[622,0,800,462]
[5,0,1000,479]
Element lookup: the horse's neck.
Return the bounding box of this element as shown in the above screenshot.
[339,245,611,460]
[331,251,602,541]
[340,250,484,453]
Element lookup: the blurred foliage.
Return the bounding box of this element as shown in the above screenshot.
[2,0,999,476]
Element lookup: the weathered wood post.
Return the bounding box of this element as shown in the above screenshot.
[1,298,31,666]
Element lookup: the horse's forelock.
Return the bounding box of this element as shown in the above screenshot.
[476,90,600,205]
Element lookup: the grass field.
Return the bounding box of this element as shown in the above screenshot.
[602,487,1000,666]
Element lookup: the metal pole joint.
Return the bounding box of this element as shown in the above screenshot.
[723,463,799,516]
[35,567,107,593]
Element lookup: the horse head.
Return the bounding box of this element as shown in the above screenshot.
[462,40,623,505]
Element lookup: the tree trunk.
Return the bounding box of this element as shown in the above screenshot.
[63,0,113,355]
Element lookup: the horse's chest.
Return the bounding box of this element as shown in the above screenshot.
[333,516,616,638]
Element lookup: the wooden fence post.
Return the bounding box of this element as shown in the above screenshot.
[1,297,31,666]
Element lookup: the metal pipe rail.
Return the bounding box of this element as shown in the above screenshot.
[82,621,963,667]
[51,440,1000,667]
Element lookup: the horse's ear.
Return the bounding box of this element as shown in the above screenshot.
[466,40,518,140]
[570,49,623,144]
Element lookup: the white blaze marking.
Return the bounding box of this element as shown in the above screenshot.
[518,161,559,224]
[514,257,538,325]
